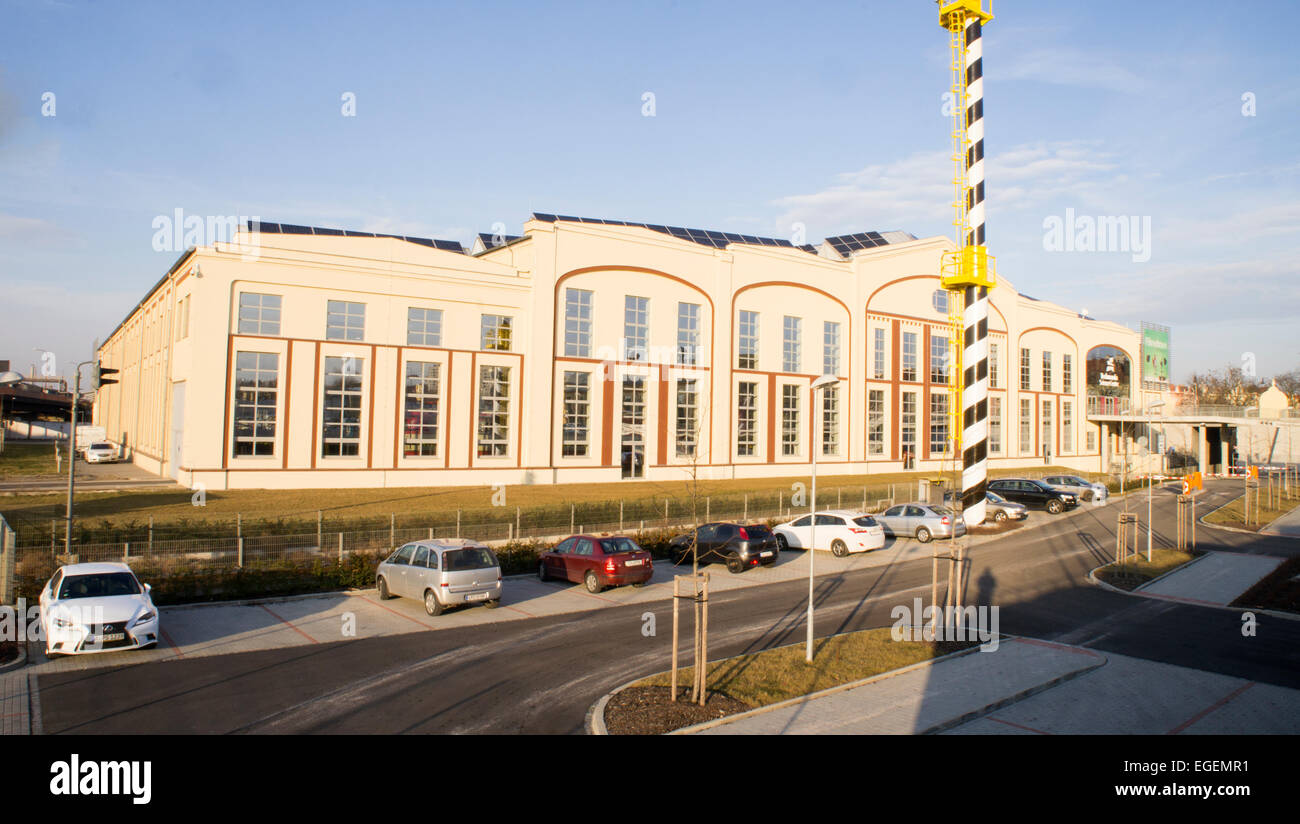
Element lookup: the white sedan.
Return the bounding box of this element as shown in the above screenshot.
[82,442,119,463]
[773,510,887,557]
[39,562,160,656]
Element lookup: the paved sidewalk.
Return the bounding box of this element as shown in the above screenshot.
[1262,505,1300,538]
[1137,551,1285,606]
[0,669,31,735]
[945,652,1300,735]
[690,638,1105,735]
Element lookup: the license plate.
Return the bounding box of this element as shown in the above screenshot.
[466,591,490,601]
[92,633,125,643]
[760,551,773,557]
[625,559,643,567]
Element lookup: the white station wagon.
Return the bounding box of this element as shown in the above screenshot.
[376,540,502,616]
[773,510,887,556]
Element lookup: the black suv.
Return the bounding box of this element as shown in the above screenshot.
[668,522,779,573]
[986,479,1079,514]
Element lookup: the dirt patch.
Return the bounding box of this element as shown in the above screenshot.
[1232,556,1300,614]
[603,685,753,735]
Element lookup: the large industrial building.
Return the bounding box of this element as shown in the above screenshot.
[94,214,1153,490]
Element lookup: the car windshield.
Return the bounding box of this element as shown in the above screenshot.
[852,516,878,527]
[90,443,112,449]
[986,491,1005,503]
[58,572,140,600]
[443,548,498,571]
[602,537,642,554]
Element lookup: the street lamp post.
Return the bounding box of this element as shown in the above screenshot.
[807,374,838,663]
[1146,402,1164,562]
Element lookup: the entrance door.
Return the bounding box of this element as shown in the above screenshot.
[169,381,186,479]
[621,376,645,479]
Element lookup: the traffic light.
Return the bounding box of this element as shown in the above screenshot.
[93,363,119,389]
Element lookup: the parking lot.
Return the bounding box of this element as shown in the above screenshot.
[18,494,1122,678]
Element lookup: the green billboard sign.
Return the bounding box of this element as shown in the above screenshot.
[1142,326,1169,382]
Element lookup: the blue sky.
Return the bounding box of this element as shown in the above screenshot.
[1,0,1296,383]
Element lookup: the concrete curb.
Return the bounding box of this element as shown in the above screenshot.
[1133,550,1213,593]
[586,629,988,736]
[1087,557,1300,622]
[161,587,372,612]
[1197,493,1300,539]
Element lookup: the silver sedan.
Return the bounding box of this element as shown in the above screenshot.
[875,503,967,543]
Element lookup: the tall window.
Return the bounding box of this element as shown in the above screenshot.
[238,293,280,336]
[622,376,646,476]
[477,366,511,456]
[901,392,917,456]
[989,396,1002,454]
[737,382,758,456]
[822,384,839,455]
[738,311,759,369]
[677,302,700,366]
[233,351,278,457]
[675,379,698,457]
[176,296,191,341]
[561,371,589,457]
[1041,399,1054,458]
[623,296,649,361]
[402,362,440,456]
[1042,351,1053,393]
[1062,400,1074,453]
[1087,430,1097,452]
[1063,354,1073,394]
[326,300,365,341]
[873,328,886,380]
[989,342,1000,388]
[1020,348,1031,391]
[781,385,800,456]
[563,289,592,357]
[868,390,885,455]
[902,332,918,382]
[1020,398,1033,455]
[823,321,841,376]
[322,356,363,457]
[782,316,802,373]
[930,335,949,384]
[930,393,949,455]
[407,308,443,347]
[481,315,513,351]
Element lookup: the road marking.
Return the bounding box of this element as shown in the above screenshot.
[258,604,319,644]
[160,627,185,658]
[356,596,436,629]
[1166,681,1255,734]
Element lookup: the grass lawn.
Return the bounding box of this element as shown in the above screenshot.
[1094,548,1201,591]
[1231,556,1300,614]
[0,464,1104,544]
[0,441,64,479]
[632,627,976,709]
[1204,493,1300,532]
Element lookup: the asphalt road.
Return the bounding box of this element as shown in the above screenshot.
[35,480,1300,734]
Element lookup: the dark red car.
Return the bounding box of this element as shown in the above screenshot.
[538,534,654,593]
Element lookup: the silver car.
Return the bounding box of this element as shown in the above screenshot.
[943,490,1029,523]
[1043,474,1108,503]
[875,503,967,543]
[376,540,502,616]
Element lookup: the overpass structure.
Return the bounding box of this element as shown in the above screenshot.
[1088,405,1300,476]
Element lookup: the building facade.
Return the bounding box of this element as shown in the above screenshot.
[93,215,1143,490]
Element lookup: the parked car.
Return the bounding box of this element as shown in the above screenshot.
[376,540,502,616]
[538,534,653,593]
[668,522,779,573]
[874,503,967,543]
[1042,474,1108,503]
[942,490,1029,523]
[773,510,886,556]
[82,442,118,463]
[39,562,159,656]
[987,478,1078,514]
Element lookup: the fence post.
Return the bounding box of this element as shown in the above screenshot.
[620,500,624,532]
[428,527,434,540]
[237,536,244,569]
[457,509,461,538]
[838,488,842,508]
[51,518,56,559]
[237,514,242,546]
[571,504,575,534]
[390,513,395,549]
[863,487,867,511]
[0,520,15,606]
[338,532,344,564]
[317,510,322,550]
[743,494,748,521]
[706,497,710,521]
[123,541,130,561]
[779,492,783,518]
[664,499,669,528]
[516,506,521,539]
[508,523,514,541]
[148,515,154,556]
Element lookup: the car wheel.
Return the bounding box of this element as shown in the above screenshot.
[424,589,445,616]
[726,558,744,574]
[376,577,391,600]
[1047,499,1063,514]
[831,540,849,558]
[584,571,604,594]
[994,510,1007,523]
[916,527,932,544]
[538,562,549,582]
[776,534,788,552]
